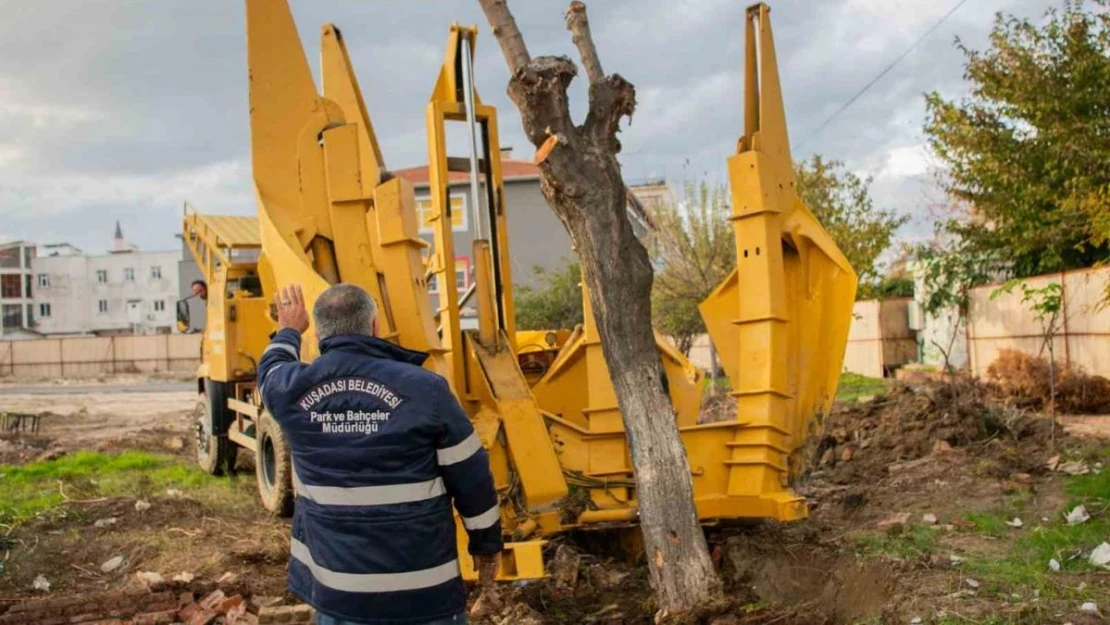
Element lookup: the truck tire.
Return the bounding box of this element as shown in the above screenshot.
[256,412,294,517]
[194,380,236,476]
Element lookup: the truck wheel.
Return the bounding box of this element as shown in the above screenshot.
[194,381,236,476]
[256,412,294,517]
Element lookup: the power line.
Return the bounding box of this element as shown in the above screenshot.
[793,0,970,152]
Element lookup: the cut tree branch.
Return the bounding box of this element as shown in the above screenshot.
[565,1,604,84]
[477,0,531,73]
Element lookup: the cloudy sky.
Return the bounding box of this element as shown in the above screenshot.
[0,0,1063,255]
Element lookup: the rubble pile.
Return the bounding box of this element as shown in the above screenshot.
[0,585,314,625]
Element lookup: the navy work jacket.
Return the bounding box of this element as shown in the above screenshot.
[257,328,503,624]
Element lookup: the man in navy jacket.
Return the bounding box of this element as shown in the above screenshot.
[258,283,502,625]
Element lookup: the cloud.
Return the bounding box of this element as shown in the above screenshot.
[0,0,1064,256]
[881,144,931,179]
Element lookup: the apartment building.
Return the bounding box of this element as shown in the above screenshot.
[392,152,655,316]
[31,223,181,336]
[0,240,39,339]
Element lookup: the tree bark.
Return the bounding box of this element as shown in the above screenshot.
[476,0,722,616]
[709,339,719,396]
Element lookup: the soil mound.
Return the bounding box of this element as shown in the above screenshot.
[809,376,1055,484]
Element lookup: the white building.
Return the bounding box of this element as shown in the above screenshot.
[0,240,40,339]
[32,223,181,336]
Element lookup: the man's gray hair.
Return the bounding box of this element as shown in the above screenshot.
[313,283,378,340]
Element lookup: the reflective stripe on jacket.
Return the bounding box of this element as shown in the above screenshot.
[257,328,503,625]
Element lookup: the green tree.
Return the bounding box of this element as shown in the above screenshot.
[794,155,909,295]
[924,0,1110,277]
[860,274,915,300]
[913,238,997,372]
[513,259,584,330]
[649,181,735,355]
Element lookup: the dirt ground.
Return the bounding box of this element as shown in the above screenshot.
[0,385,195,465]
[2,376,1110,624]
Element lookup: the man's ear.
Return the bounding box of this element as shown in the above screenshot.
[371,315,379,338]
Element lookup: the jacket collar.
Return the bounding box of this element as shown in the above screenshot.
[318,334,429,366]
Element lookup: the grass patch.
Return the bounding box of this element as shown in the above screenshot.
[701,375,730,394]
[0,450,253,527]
[962,447,1110,599]
[854,525,938,560]
[836,372,889,402]
[963,512,1009,538]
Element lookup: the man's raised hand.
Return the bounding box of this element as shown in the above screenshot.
[275,284,310,334]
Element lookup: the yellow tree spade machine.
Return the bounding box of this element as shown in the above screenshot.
[177,0,856,581]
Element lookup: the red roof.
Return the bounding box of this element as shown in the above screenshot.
[392,160,540,186]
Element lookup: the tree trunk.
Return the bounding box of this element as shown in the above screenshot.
[476,0,721,616]
[709,339,719,396]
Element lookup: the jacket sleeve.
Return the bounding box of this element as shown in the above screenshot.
[257,328,307,420]
[434,378,504,556]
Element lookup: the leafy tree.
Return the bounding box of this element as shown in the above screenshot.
[794,155,909,295]
[649,181,735,356]
[652,294,703,356]
[924,0,1110,277]
[859,274,915,300]
[913,237,998,372]
[513,259,584,330]
[992,279,1065,447]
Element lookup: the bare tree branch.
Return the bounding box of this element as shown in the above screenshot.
[476,0,531,73]
[565,2,604,84]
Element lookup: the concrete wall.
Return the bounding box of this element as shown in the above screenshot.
[502,180,576,286]
[0,333,201,378]
[31,254,89,335]
[843,298,918,378]
[966,266,1110,378]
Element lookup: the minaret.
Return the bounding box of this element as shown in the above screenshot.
[113,220,128,253]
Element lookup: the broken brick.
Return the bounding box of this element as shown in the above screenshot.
[218,595,245,615]
[184,608,219,625]
[131,611,178,625]
[177,603,204,622]
[259,605,315,624]
[198,590,226,612]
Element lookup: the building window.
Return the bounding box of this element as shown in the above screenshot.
[39,303,51,317]
[124,267,135,281]
[37,274,49,288]
[1,274,21,298]
[414,194,468,234]
[98,299,108,314]
[456,256,470,293]
[1,303,23,328]
[154,300,165,312]
[426,256,472,295]
[24,274,31,299]
[96,270,107,283]
[150,266,162,279]
[0,247,19,269]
